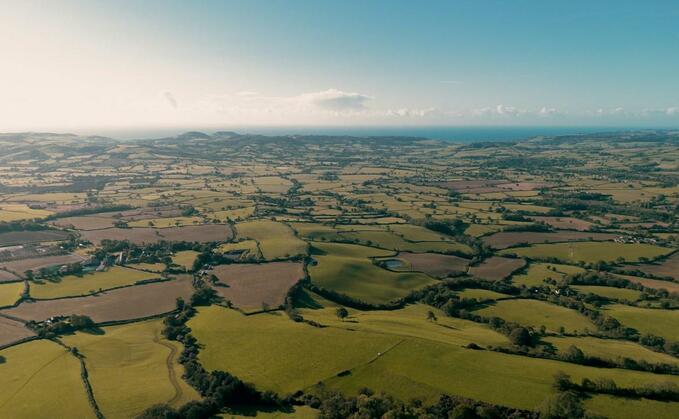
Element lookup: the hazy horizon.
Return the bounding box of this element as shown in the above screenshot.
[2,1,679,132]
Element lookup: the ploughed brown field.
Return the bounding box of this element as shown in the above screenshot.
[0,316,34,348]
[482,231,619,249]
[528,216,593,231]
[209,262,304,311]
[1,276,194,323]
[51,216,117,230]
[469,256,526,281]
[80,224,234,245]
[0,270,21,283]
[0,230,71,246]
[398,252,470,278]
[613,274,679,293]
[621,252,679,281]
[1,254,85,278]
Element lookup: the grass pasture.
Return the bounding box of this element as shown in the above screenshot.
[510,262,585,287]
[29,266,159,299]
[475,299,596,333]
[171,250,199,271]
[309,242,435,304]
[482,231,618,249]
[0,281,24,307]
[501,242,672,264]
[605,304,679,342]
[236,220,307,260]
[188,305,401,395]
[62,319,199,419]
[0,340,94,418]
[572,285,642,301]
[544,336,679,366]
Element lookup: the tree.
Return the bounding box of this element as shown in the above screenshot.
[539,391,585,419]
[426,310,437,322]
[335,307,348,321]
[508,327,532,346]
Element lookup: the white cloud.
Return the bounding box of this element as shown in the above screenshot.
[296,89,372,111]
[162,91,178,109]
[538,106,559,116]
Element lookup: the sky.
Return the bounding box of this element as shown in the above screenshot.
[1,0,679,132]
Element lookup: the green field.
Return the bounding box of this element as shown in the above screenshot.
[475,299,596,333]
[125,262,166,272]
[30,266,159,299]
[572,285,642,301]
[62,319,199,419]
[585,395,679,419]
[0,281,24,307]
[236,220,308,260]
[605,304,679,341]
[0,340,95,418]
[544,335,679,366]
[336,230,472,254]
[188,305,401,395]
[171,250,199,270]
[309,242,436,304]
[511,262,585,287]
[322,337,679,410]
[501,242,672,263]
[457,288,511,301]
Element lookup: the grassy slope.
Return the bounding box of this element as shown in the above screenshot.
[188,305,401,395]
[572,285,642,301]
[62,319,199,419]
[605,304,679,341]
[0,340,95,418]
[309,242,436,304]
[501,242,671,263]
[237,220,307,260]
[475,299,597,333]
[544,336,679,366]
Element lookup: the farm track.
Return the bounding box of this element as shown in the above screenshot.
[154,329,183,406]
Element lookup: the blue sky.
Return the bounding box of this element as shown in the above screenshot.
[1,0,678,130]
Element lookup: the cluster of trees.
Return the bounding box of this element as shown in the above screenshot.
[302,388,537,419]
[142,290,280,419]
[554,371,679,402]
[44,204,132,220]
[0,220,50,233]
[27,314,96,338]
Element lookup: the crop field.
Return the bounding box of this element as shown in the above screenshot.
[309,242,435,304]
[236,220,307,260]
[0,316,34,347]
[501,241,672,263]
[585,395,679,419]
[62,319,199,419]
[0,230,71,246]
[0,253,85,277]
[0,281,24,307]
[210,262,304,310]
[604,304,679,341]
[612,273,679,293]
[0,204,52,221]
[3,276,194,322]
[29,266,159,299]
[0,269,21,282]
[482,231,619,249]
[51,215,116,230]
[475,299,597,333]
[396,252,470,277]
[0,340,95,418]
[80,224,233,245]
[623,252,679,280]
[468,256,526,281]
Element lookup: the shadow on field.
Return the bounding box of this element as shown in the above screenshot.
[225,405,296,417]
